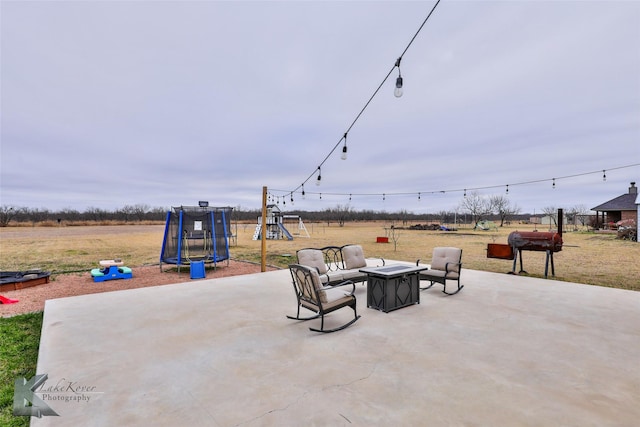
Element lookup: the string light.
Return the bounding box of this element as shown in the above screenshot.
[272,165,639,204]
[341,133,348,160]
[281,0,442,198]
[394,57,403,98]
[301,184,305,199]
[316,167,321,186]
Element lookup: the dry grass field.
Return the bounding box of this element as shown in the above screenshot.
[1,221,639,291]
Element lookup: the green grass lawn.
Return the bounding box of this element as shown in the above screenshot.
[0,312,43,427]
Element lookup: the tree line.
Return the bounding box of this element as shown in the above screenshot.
[0,195,589,228]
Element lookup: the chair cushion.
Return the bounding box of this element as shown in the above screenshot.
[306,268,333,303]
[297,249,328,274]
[325,271,345,284]
[340,269,367,282]
[319,287,353,305]
[430,247,462,273]
[420,270,459,280]
[342,245,367,270]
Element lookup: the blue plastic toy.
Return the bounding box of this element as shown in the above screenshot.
[91,260,133,282]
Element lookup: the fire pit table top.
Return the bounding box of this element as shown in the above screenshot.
[360,264,428,277]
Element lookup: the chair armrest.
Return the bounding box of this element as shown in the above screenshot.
[444,262,462,274]
[416,259,429,269]
[325,279,356,295]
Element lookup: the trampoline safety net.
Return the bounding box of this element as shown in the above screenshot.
[160,206,233,268]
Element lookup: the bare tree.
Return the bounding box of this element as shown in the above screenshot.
[459,191,492,229]
[0,205,20,227]
[330,204,354,227]
[397,209,411,226]
[27,207,51,225]
[149,206,169,221]
[541,206,562,229]
[490,195,521,227]
[85,207,109,222]
[131,204,150,221]
[567,204,590,230]
[59,207,81,222]
[436,210,453,225]
[388,225,401,252]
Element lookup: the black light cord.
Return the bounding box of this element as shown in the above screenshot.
[290,0,443,195]
[273,163,640,201]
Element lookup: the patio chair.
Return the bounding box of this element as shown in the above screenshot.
[287,264,361,333]
[417,247,463,295]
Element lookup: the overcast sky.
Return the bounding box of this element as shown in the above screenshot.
[1,0,639,215]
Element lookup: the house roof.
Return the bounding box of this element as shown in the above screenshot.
[592,193,638,211]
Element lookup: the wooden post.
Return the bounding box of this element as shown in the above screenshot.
[261,186,267,272]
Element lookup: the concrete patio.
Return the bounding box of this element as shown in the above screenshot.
[31,262,640,426]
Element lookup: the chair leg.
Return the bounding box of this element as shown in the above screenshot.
[442,280,464,295]
[287,313,322,321]
[309,303,361,333]
[420,280,435,291]
[309,315,360,333]
[286,304,321,321]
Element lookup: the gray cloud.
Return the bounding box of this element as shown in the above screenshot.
[1,1,638,214]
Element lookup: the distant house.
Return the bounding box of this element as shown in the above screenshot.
[540,214,569,227]
[591,182,638,227]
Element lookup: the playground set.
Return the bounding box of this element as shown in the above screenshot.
[252,204,309,240]
[160,205,233,271]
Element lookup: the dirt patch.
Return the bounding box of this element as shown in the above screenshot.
[0,260,279,318]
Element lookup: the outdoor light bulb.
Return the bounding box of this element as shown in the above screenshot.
[316,174,321,186]
[394,76,403,98]
[341,145,348,160]
[603,170,607,181]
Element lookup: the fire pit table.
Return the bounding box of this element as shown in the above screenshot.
[360,264,428,313]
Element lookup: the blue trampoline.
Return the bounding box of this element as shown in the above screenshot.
[160,206,233,271]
